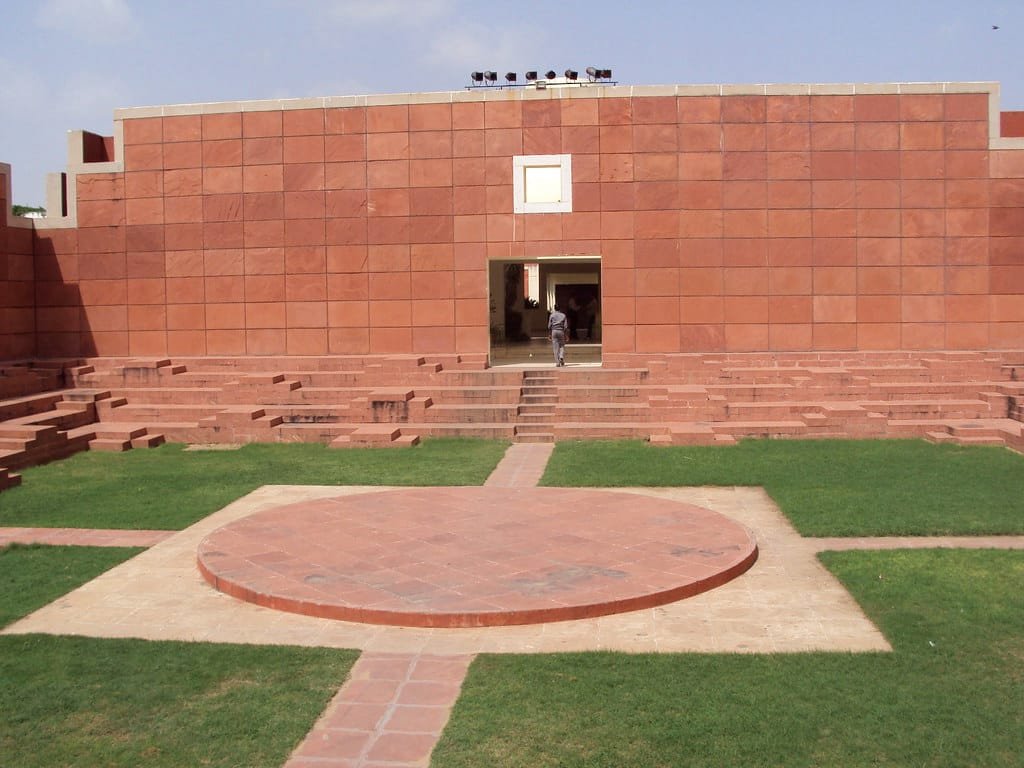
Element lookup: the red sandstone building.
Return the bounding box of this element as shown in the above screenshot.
[1,79,1022,462]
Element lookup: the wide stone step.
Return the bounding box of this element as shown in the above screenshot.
[413,422,516,440]
[329,425,419,447]
[712,420,810,437]
[0,392,65,421]
[0,467,22,491]
[517,413,554,424]
[512,430,554,443]
[521,394,557,405]
[0,424,60,447]
[553,422,653,440]
[552,404,649,420]
[108,387,221,404]
[521,385,557,397]
[421,404,517,423]
[555,385,644,402]
[652,424,738,446]
[275,423,356,442]
[865,399,992,419]
[262,404,348,423]
[99,403,222,421]
[397,386,521,405]
[1,404,93,432]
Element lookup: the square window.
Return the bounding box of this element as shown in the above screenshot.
[524,165,563,203]
[513,154,572,213]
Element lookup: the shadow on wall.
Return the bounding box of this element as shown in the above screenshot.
[33,235,94,358]
[1,182,37,360]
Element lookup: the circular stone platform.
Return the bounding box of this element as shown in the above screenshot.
[197,487,758,628]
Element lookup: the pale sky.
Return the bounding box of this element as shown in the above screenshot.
[2,0,1022,207]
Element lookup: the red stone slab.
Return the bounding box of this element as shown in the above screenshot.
[197,488,757,628]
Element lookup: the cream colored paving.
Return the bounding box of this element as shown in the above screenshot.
[2,484,891,654]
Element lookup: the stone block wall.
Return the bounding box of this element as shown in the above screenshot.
[11,82,1024,360]
[0,165,36,359]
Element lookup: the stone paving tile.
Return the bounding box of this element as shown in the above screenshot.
[1,484,893,653]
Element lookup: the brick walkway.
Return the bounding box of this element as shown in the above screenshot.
[807,535,1024,551]
[3,441,1023,767]
[482,442,554,487]
[285,652,473,768]
[0,527,173,548]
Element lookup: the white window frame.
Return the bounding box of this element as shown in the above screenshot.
[513,154,573,213]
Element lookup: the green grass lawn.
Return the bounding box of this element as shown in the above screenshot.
[0,544,358,768]
[543,439,1024,536]
[0,438,508,529]
[434,549,1024,768]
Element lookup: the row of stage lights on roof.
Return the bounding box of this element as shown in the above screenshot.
[468,67,614,88]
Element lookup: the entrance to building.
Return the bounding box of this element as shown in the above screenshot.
[488,257,601,366]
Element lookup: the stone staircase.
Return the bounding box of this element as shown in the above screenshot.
[1,350,1022,494]
[514,370,557,443]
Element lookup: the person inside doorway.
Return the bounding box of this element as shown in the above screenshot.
[567,296,581,340]
[577,293,597,341]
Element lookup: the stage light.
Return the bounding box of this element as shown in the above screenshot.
[525,71,538,81]
[586,66,598,79]
[565,69,578,80]
[471,71,484,83]
[600,68,612,79]
[484,71,497,82]
[545,70,556,80]
[505,72,517,83]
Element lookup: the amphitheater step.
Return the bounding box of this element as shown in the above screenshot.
[329,424,418,447]
[132,433,166,448]
[661,423,718,446]
[102,403,221,421]
[712,420,810,438]
[263,404,347,423]
[89,438,133,452]
[955,435,1007,445]
[198,407,283,428]
[0,424,61,448]
[0,392,65,421]
[513,430,554,443]
[420,404,516,423]
[94,426,149,440]
[107,387,221,404]
[0,467,22,491]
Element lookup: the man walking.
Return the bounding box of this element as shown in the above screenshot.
[548,304,568,367]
